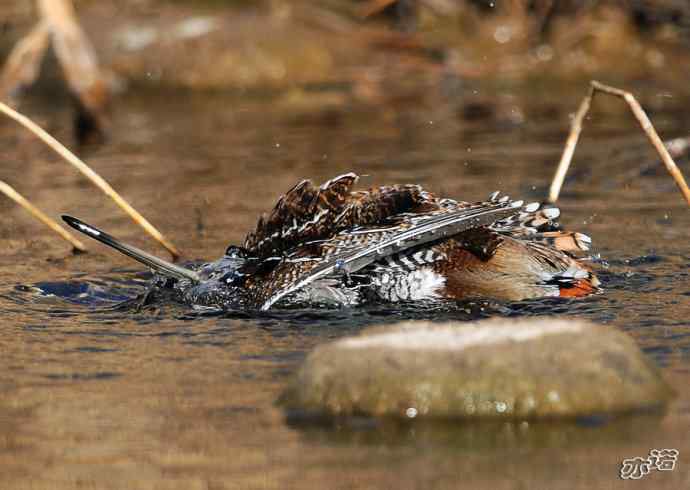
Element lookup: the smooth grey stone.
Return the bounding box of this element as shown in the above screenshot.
[280,318,674,420]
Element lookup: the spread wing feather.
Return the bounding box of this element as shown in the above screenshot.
[240,180,593,310]
[243,173,439,258]
[252,202,522,310]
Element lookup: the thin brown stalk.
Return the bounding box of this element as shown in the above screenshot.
[0,101,181,259]
[548,80,690,206]
[0,21,50,99]
[38,0,110,141]
[38,0,100,95]
[0,180,86,252]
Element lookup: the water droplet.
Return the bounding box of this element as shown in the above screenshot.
[535,44,554,62]
[493,25,512,44]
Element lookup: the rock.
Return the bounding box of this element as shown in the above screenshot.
[280,318,674,420]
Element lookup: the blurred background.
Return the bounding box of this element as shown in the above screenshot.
[5,0,690,90]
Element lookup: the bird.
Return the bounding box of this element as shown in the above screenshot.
[62,172,599,311]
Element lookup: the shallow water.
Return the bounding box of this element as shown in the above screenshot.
[1,81,689,489]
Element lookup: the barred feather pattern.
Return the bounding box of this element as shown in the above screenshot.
[235,186,595,307]
[488,193,592,254]
[243,173,441,259]
[243,219,441,307]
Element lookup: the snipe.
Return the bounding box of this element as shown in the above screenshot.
[63,173,599,310]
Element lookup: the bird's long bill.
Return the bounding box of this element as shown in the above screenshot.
[62,215,200,282]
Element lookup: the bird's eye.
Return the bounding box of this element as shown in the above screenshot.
[225,246,247,259]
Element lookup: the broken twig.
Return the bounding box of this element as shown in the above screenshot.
[549,81,690,206]
[0,180,86,252]
[0,101,181,259]
[37,0,110,141]
[1,0,109,143]
[0,21,50,99]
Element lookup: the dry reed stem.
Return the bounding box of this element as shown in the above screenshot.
[38,0,100,95]
[0,101,181,259]
[0,21,50,99]
[0,180,86,252]
[1,0,109,140]
[549,81,690,206]
[38,0,110,137]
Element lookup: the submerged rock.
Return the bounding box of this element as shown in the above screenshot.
[280,318,674,420]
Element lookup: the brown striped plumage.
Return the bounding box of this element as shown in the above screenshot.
[243,174,438,259]
[234,173,599,309]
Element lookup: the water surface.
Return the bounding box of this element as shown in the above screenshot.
[1,81,688,489]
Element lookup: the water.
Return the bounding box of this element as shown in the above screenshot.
[1,81,688,489]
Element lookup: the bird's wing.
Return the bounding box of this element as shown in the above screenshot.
[255,201,522,310]
[243,173,439,259]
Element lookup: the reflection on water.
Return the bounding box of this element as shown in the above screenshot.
[287,413,668,451]
[0,82,688,489]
